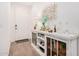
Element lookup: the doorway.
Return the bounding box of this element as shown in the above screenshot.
[11,3,32,41]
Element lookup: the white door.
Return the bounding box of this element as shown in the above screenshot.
[14,4,32,41]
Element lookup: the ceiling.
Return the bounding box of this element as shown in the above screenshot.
[11,2,53,6]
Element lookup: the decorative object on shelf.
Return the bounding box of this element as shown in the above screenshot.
[40,16,48,31]
[34,24,37,30]
[54,25,56,32]
[35,21,42,31]
[42,16,48,23]
[48,29,53,33]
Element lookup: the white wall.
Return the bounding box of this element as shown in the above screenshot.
[9,3,16,42]
[0,2,10,56]
[56,2,79,34]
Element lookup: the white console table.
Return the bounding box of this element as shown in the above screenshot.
[31,30,79,56]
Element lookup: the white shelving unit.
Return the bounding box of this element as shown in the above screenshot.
[37,37,45,41]
[31,30,79,56]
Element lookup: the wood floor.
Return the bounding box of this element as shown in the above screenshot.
[9,40,40,56]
